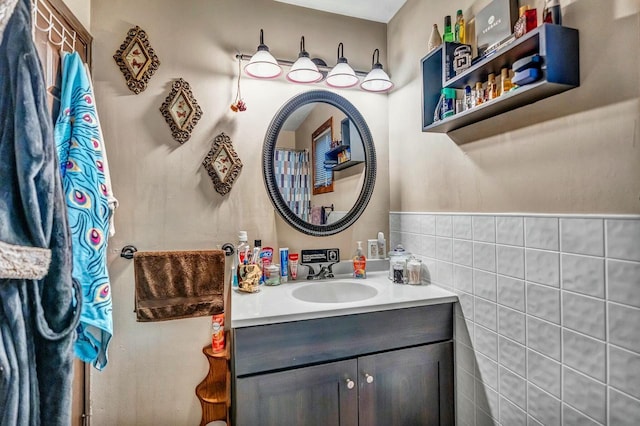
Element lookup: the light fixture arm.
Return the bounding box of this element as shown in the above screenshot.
[236,52,368,76]
[337,42,347,63]
[371,48,383,69]
[257,28,268,51]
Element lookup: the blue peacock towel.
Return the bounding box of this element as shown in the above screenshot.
[55,51,113,370]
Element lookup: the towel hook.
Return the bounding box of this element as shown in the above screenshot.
[120,245,138,259]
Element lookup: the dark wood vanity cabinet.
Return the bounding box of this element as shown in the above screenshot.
[232,303,454,426]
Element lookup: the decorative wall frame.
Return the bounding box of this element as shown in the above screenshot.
[113,26,160,94]
[159,78,202,144]
[202,132,243,195]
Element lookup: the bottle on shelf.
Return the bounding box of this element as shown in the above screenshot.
[500,68,513,95]
[464,85,473,110]
[427,24,443,52]
[353,241,367,279]
[455,9,465,43]
[543,0,562,25]
[486,73,498,100]
[232,231,250,287]
[443,15,454,42]
[474,82,485,106]
[514,5,538,38]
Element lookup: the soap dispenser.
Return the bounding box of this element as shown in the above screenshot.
[353,241,367,279]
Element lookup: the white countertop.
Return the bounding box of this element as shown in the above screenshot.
[231,271,458,328]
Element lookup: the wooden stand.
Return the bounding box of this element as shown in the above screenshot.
[195,331,230,426]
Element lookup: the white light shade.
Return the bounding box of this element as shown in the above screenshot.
[287,56,323,83]
[244,49,282,79]
[326,62,359,88]
[361,66,393,92]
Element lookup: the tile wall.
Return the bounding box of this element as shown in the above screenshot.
[389,213,640,426]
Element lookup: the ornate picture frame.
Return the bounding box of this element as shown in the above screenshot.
[113,26,160,94]
[159,78,203,144]
[202,132,243,195]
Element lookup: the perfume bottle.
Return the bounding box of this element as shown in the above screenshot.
[455,9,465,43]
[486,73,498,100]
[427,24,443,52]
[443,15,454,42]
[499,68,513,95]
[514,5,538,38]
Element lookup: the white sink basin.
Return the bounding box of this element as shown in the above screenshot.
[291,281,378,303]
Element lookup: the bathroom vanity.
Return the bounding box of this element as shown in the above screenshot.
[231,272,458,425]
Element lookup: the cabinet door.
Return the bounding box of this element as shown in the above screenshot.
[358,341,454,426]
[235,359,358,426]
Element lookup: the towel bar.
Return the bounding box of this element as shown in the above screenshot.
[120,245,137,259]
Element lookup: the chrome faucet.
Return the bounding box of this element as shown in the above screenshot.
[306,262,338,280]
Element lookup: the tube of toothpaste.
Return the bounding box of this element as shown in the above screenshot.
[288,253,299,280]
[279,248,289,283]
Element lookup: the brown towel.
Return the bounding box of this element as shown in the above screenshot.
[133,250,225,322]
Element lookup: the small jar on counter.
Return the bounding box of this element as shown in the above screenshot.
[407,256,422,285]
[264,264,281,286]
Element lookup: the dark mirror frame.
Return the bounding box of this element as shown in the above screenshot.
[263,90,377,236]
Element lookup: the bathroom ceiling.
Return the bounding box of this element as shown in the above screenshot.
[274,0,408,23]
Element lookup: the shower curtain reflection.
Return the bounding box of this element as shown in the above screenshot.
[274,149,311,222]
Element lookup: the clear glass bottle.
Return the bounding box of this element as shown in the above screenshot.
[443,15,454,42]
[232,231,250,287]
[455,10,465,43]
[500,68,513,96]
[487,73,498,100]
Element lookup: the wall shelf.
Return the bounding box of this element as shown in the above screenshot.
[195,331,230,426]
[421,24,579,136]
[324,118,364,172]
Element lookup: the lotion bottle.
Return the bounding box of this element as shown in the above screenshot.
[353,241,367,279]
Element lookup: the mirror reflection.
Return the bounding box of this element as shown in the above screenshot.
[274,103,365,225]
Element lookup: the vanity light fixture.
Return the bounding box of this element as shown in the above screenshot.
[361,49,394,92]
[325,43,359,89]
[244,29,282,79]
[287,36,323,84]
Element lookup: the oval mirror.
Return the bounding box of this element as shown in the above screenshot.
[263,90,376,236]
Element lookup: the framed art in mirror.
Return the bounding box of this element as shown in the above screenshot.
[113,26,160,94]
[159,78,202,144]
[203,132,243,196]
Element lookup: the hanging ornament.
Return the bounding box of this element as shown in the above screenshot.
[230,56,247,112]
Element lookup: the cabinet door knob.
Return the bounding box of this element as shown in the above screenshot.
[346,379,355,389]
[365,374,374,384]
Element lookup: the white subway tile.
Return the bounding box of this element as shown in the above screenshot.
[525,217,559,251]
[608,259,640,308]
[474,242,496,273]
[497,276,525,312]
[389,231,401,250]
[527,282,561,324]
[497,245,525,279]
[528,383,561,426]
[561,254,605,298]
[473,216,496,243]
[400,214,421,233]
[527,415,544,426]
[499,366,526,409]
[527,349,561,398]
[457,394,475,426]
[456,341,475,375]
[455,314,473,347]
[436,237,453,261]
[562,329,606,382]
[475,352,498,390]
[563,292,606,340]
[562,367,606,424]
[401,232,421,256]
[475,324,498,361]
[474,270,497,302]
[607,219,640,261]
[500,396,526,426]
[560,218,604,256]
[420,235,436,258]
[610,388,640,425]
[457,367,475,400]
[525,249,560,287]
[609,345,640,400]
[499,336,527,377]
[498,306,526,344]
[436,215,452,237]
[453,215,472,240]
[420,214,436,235]
[527,316,561,360]
[454,265,473,294]
[476,380,499,419]
[389,214,401,231]
[475,298,497,331]
[453,239,473,266]
[562,404,600,426]
[476,406,498,426]
[497,216,524,246]
[457,292,474,320]
[436,261,453,286]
